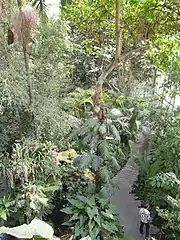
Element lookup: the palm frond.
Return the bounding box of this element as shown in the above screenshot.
[13,5,37,47]
[30,0,48,16]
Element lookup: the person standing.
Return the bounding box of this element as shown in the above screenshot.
[139,203,151,239]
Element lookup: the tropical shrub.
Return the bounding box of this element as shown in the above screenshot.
[131,108,180,239]
[150,172,180,239]
[0,140,86,226]
[61,195,123,239]
[0,7,77,152]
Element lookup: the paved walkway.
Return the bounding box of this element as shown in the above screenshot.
[110,158,141,240]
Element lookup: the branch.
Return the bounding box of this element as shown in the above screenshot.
[154,91,174,107]
[116,47,142,67]
[92,0,142,120]
[101,46,142,83]
[93,47,142,117]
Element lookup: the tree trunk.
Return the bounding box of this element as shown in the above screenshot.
[92,2,122,239]
[93,0,123,118]
[19,5,33,106]
[92,1,142,239]
[23,44,33,106]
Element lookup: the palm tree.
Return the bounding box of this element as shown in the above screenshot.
[13,0,47,105]
[29,0,48,16]
[13,1,37,104]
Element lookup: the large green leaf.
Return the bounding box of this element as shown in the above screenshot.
[69,212,80,221]
[101,209,114,220]
[102,221,118,233]
[61,207,73,215]
[0,225,33,239]
[86,207,99,220]
[100,167,110,183]
[0,219,54,239]
[0,209,7,221]
[88,220,96,235]
[29,219,54,238]
[111,156,120,170]
[93,215,101,226]
[68,199,85,209]
[86,182,96,194]
[77,195,88,203]
[89,224,100,239]
[98,187,109,199]
[79,214,88,228]
[86,196,96,207]
[98,140,111,159]
[73,153,92,170]
[91,154,101,171]
[74,220,84,237]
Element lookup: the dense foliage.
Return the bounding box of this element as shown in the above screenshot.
[131,109,180,239]
[0,0,179,240]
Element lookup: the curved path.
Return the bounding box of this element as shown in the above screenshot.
[110,157,141,240]
[110,158,158,240]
